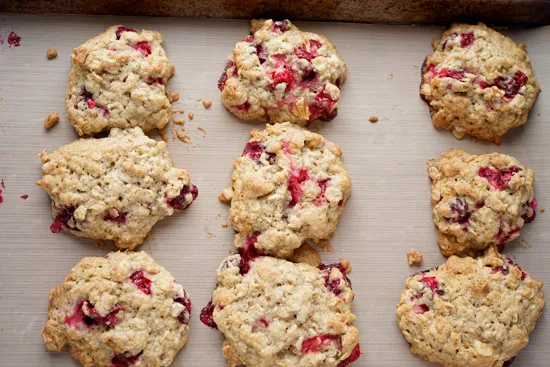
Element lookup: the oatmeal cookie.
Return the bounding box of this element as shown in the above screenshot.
[220,123,351,258]
[67,25,175,135]
[37,127,198,249]
[218,19,346,125]
[397,245,545,367]
[42,251,191,367]
[200,254,360,367]
[428,149,536,256]
[420,23,540,143]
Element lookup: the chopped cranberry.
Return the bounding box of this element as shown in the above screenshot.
[7,32,21,47]
[308,86,338,121]
[338,344,361,367]
[494,216,520,251]
[460,32,475,47]
[258,317,269,328]
[50,205,77,233]
[272,20,290,33]
[288,168,310,208]
[147,77,164,85]
[244,35,254,43]
[475,201,485,209]
[0,189,3,204]
[234,101,251,112]
[270,67,296,91]
[427,64,465,81]
[294,39,322,61]
[491,266,509,276]
[87,99,96,109]
[167,184,199,210]
[255,44,267,64]
[449,198,471,226]
[1,179,5,189]
[319,263,352,298]
[338,199,344,207]
[242,141,264,160]
[420,276,444,296]
[130,270,152,295]
[110,351,142,367]
[200,300,217,329]
[131,41,152,57]
[20,195,28,200]
[478,166,521,191]
[313,178,330,205]
[65,300,123,329]
[413,304,429,314]
[271,54,287,68]
[238,232,264,275]
[174,291,192,324]
[115,26,138,40]
[218,62,232,91]
[301,334,342,354]
[521,198,537,223]
[503,357,516,367]
[507,258,528,280]
[494,71,528,99]
[103,210,127,224]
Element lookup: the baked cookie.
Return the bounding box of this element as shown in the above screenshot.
[67,25,175,135]
[200,254,360,367]
[428,149,536,257]
[218,19,346,125]
[219,123,351,258]
[37,127,198,249]
[397,245,545,367]
[42,251,191,367]
[420,23,540,143]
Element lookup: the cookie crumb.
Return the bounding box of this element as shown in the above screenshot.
[202,100,212,108]
[196,98,201,102]
[219,187,233,202]
[20,194,28,200]
[173,118,185,125]
[167,91,179,103]
[188,112,194,120]
[407,249,423,266]
[175,129,192,144]
[540,208,545,213]
[158,127,168,142]
[369,116,379,123]
[217,213,222,217]
[44,112,59,129]
[387,72,394,80]
[197,127,206,138]
[207,232,216,238]
[46,48,58,60]
[94,240,105,249]
[221,222,229,228]
[518,238,532,249]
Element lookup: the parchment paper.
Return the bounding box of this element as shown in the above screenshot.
[0,13,548,367]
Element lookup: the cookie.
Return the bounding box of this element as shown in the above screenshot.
[218,19,346,125]
[219,123,351,258]
[428,149,536,257]
[420,23,540,144]
[42,251,191,367]
[37,127,198,250]
[397,245,545,367]
[200,254,360,367]
[67,25,175,135]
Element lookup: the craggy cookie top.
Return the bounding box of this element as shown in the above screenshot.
[38,127,198,250]
[67,25,175,135]
[219,123,351,258]
[397,246,545,367]
[428,149,536,256]
[42,251,191,367]
[218,19,346,125]
[200,255,360,367]
[420,23,540,144]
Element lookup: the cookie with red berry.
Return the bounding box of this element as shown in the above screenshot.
[42,251,191,367]
[428,149,536,257]
[397,245,545,367]
[37,127,198,249]
[218,19,347,125]
[420,23,540,143]
[219,123,351,258]
[67,25,175,135]
[201,255,360,366]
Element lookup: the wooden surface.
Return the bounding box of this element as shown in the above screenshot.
[0,13,549,367]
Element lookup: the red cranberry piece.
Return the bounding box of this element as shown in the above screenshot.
[65,300,123,329]
[200,300,217,329]
[491,265,509,276]
[428,64,465,81]
[1,179,5,189]
[115,26,138,40]
[174,291,192,324]
[238,232,264,275]
[493,217,520,251]
[521,198,537,223]
[319,263,352,298]
[503,357,516,367]
[294,39,322,61]
[449,198,471,225]
[244,35,254,43]
[270,67,296,91]
[131,41,152,57]
[313,178,330,205]
[288,168,310,208]
[130,270,152,295]
[50,205,77,233]
[103,210,127,224]
[167,184,199,210]
[272,20,290,33]
[110,351,143,367]
[301,334,342,354]
[413,304,429,314]
[494,71,528,99]
[507,258,528,280]
[7,32,21,47]
[255,44,267,64]
[234,101,251,112]
[308,87,338,121]
[460,32,475,47]
[258,316,269,328]
[338,344,361,367]
[218,61,238,91]
[420,276,444,296]
[20,194,28,200]
[478,166,521,191]
[242,141,264,160]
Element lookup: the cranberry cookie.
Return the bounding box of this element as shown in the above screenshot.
[397,245,545,367]
[200,254,360,367]
[67,25,175,135]
[219,123,351,258]
[42,251,191,367]
[218,19,346,125]
[428,149,536,256]
[37,127,198,249]
[420,23,540,143]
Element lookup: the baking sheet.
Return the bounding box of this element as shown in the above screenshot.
[0,13,548,367]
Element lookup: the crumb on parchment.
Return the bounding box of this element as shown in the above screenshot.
[167,91,179,103]
[540,208,545,213]
[46,48,58,59]
[369,116,379,123]
[44,112,59,129]
[202,100,212,108]
[221,222,229,228]
[407,249,423,266]
[188,112,194,120]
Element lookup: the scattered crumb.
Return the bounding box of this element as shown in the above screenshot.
[46,48,58,60]
[381,116,389,121]
[315,239,333,252]
[188,112,194,120]
[158,127,168,142]
[413,65,418,68]
[407,249,423,266]
[217,213,222,217]
[94,240,105,249]
[197,127,206,138]
[540,208,545,213]
[175,129,192,144]
[369,116,379,123]
[387,72,394,80]
[167,91,180,103]
[196,98,201,102]
[172,109,185,114]
[44,112,59,129]
[207,232,216,239]
[221,222,229,228]
[518,239,532,249]
[173,118,185,125]
[202,100,212,108]
[20,195,28,200]
[219,187,233,202]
